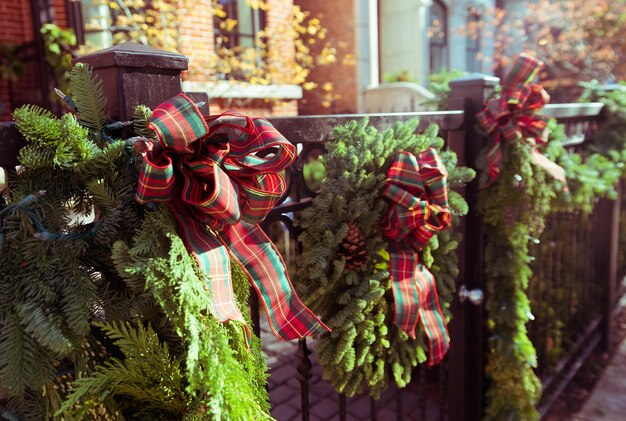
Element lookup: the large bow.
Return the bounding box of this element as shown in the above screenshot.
[380,149,451,365]
[476,54,564,186]
[136,93,329,340]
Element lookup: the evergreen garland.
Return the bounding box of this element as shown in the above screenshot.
[0,64,270,420]
[480,141,552,421]
[480,118,625,420]
[296,118,475,398]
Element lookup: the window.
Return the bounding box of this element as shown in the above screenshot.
[80,2,113,49]
[429,0,448,74]
[466,7,481,72]
[213,0,266,80]
[73,1,179,52]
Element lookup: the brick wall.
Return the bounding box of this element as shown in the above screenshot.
[178,0,215,80]
[52,0,67,28]
[265,0,295,84]
[1,0,75,121]
[1,0,35,121]
[294,0,358,115]
[0,0,33,44]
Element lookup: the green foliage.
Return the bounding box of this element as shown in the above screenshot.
[579,80,626,154]
[545,119,624,213]
[0,43,26,82]
[425,69,468,110]
[14,105,97,170]
[2,63,270,420]
[41,24,77,100]
[296,118,474,398]
[70,63,108,134]
[132,105,156,139]
[480,116,625,420]
[383,69,417,83]
[480,141,551,421]
[58,322,187,420]
[578,80,626,281]
[106,209,270,420]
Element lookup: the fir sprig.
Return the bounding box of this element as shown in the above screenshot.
[69,63,108,134]
[58,321,188,419]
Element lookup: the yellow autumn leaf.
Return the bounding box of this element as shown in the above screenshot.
[342,54,357,66]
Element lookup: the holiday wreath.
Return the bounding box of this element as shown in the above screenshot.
[296,118,475,398]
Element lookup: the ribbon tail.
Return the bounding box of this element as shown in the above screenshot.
[168,201,248,327]
[220,220,330,340]
[388,243,421,339]
[485,133,503,185]
[415,263,450,365]
[530,148,567,187]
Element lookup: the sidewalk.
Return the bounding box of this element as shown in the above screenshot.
[574,337,626,421]
[261,318,441,421]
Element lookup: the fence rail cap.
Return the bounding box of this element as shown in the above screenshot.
[542,102,604,119]
[73,42,188,71]
[267,111,465,143]
[449,73,500,88]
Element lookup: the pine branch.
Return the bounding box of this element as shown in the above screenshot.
[132,105,156,139]
[70,63,108,134]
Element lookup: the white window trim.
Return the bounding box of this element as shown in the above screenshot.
[182,81,303,100]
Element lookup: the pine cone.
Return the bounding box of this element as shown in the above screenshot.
[337,221,369,270]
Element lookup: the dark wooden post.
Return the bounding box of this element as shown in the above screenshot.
[74,42,206,121]
[447,74,499,421]
[596,179,622,351]
[30,0,56,110]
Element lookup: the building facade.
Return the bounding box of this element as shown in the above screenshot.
[1,0,496,120]
[0,0,302,121]
[294,0,495,115]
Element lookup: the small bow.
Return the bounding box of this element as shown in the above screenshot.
[477,54,564,185]
[136,93,329,341]
[380,149,451,365]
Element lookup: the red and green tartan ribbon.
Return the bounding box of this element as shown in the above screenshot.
[136,93,329,341]
[380,149,451,365]
[476,53,556,185]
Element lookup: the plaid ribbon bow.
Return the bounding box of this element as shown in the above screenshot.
[476,53,564,186]
[136,93,329,341]
[380,149,451,365]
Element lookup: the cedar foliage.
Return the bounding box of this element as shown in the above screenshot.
[296,118,475,398]
[0,64,270,420]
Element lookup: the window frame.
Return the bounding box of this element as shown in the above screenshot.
[466,7,481,73]
[429,0,449,74]
[213,0,267,81]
